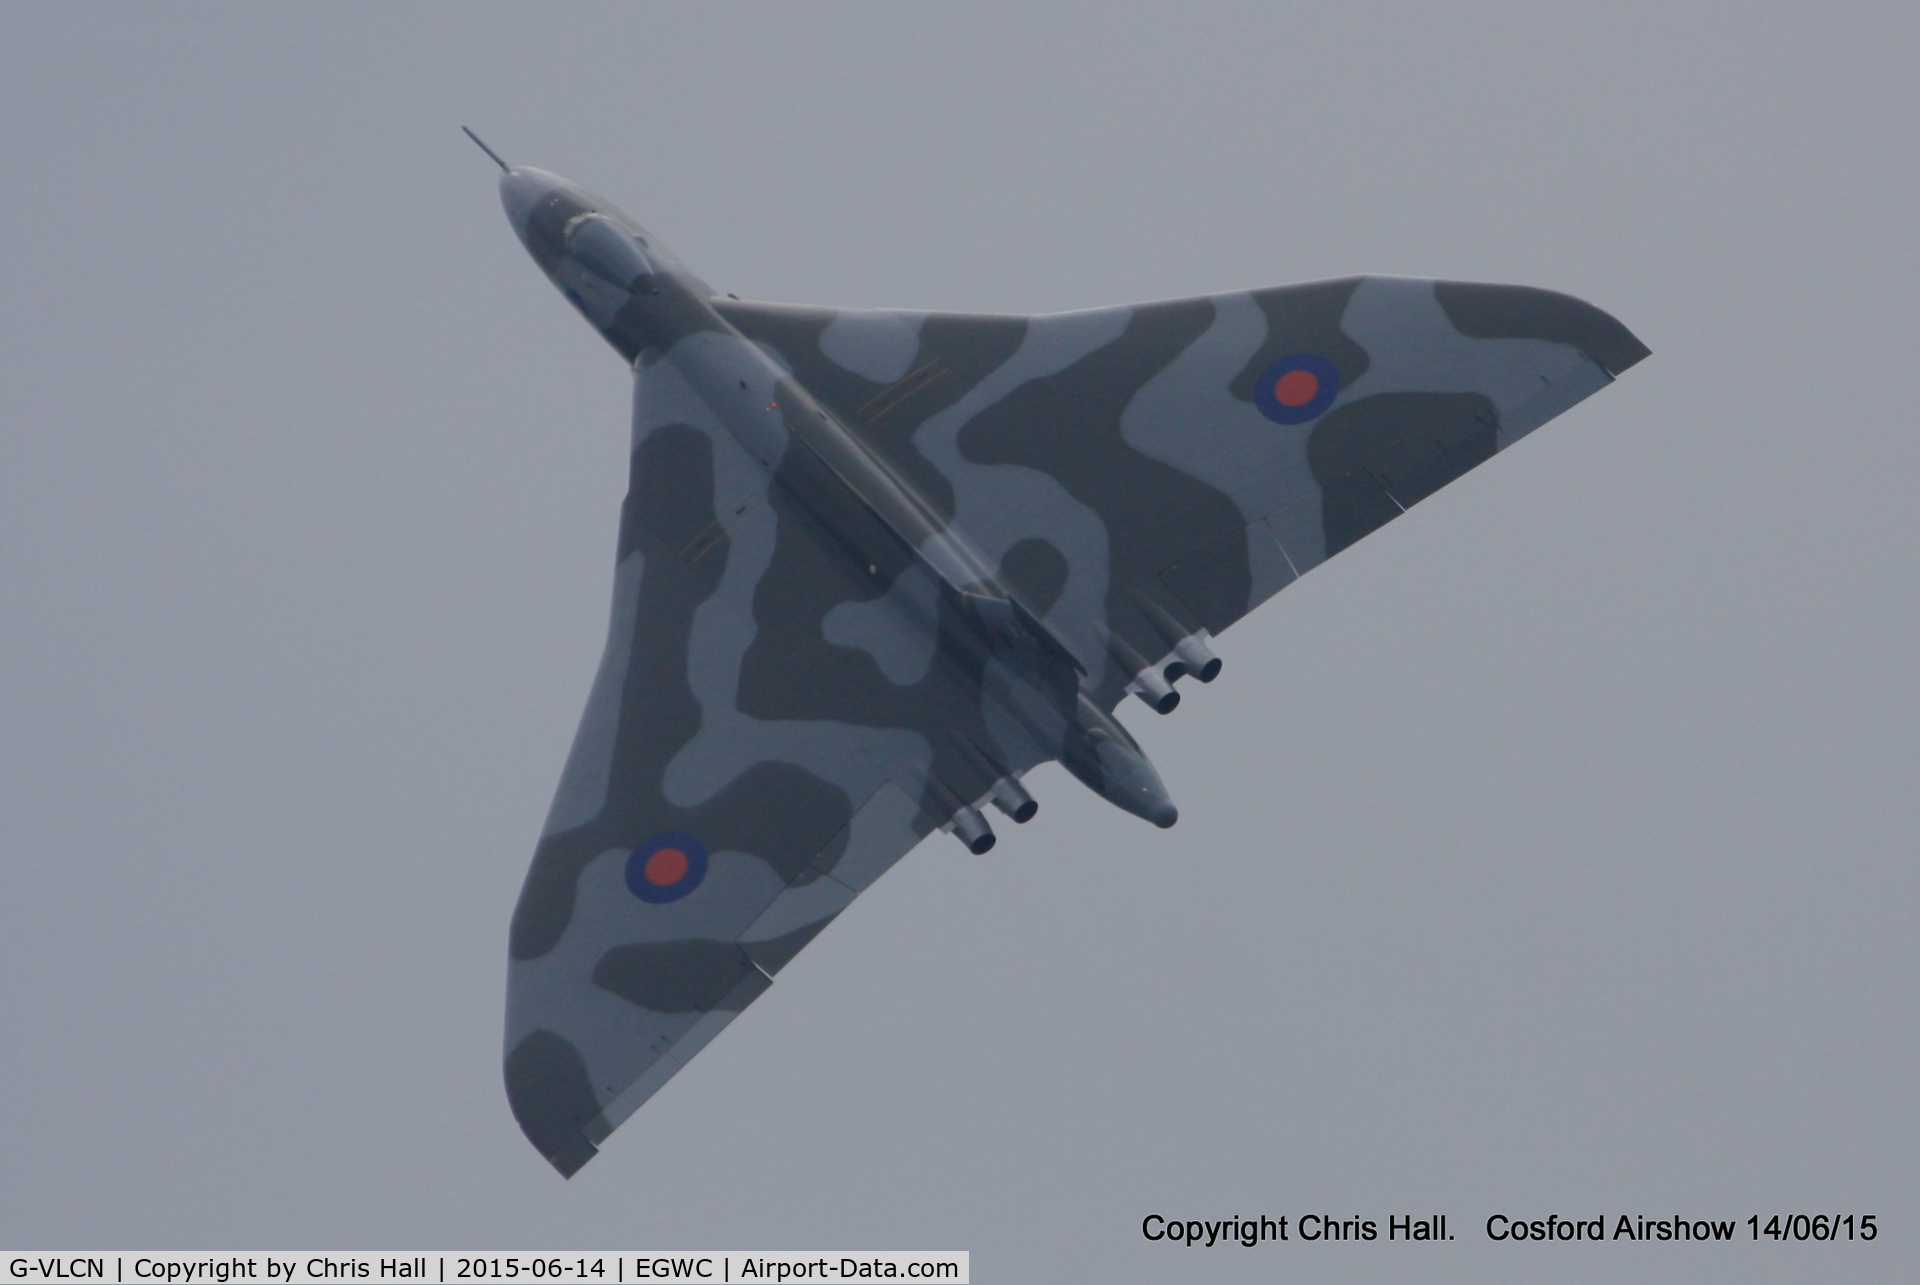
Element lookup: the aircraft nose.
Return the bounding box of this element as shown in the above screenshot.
[498,167,559,242]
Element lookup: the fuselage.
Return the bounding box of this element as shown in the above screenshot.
[499,167,1177,833]
[503,168,978,574]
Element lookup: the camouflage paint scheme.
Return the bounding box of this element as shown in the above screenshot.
[487,163,1649,1177]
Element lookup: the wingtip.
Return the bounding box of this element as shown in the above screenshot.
[1433,281,1650,380]
[548,1138,597,1178]
[506,1030,602,1179]
[1610,334,1653,375]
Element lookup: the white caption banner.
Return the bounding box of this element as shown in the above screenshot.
[3,1256,968,1285]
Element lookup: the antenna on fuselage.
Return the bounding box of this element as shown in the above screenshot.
[461,126,509,173]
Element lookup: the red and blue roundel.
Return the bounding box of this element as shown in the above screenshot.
[1253,353,1340,424]
[625,831,709,904]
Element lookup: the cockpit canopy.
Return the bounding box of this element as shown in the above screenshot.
[565,213,655,289]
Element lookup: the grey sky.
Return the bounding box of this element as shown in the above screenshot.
[1,4,1913,1280]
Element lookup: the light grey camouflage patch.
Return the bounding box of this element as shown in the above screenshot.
[912,306,1135,680]
[1337,277,1593,436]
[1495,357,1612,449]
[809,782,929,894]
[819,309,927,384]
[821,562,942,685]
[663,445,931,810]
[543,550,645,836]
[739,872,859,945]
[633,335,737,447]
[573,846,792,948]
[1121,290,1317,523]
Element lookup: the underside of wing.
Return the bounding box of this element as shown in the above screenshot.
[510,278,1647,1176]
[506,353,1009,1176]
[719,280,1646,711]
[507,316,1129,1174]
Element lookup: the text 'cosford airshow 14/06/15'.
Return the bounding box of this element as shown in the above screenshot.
[465,130,1648,1177]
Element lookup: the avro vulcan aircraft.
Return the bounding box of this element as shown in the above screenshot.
[476,136,1648,1176]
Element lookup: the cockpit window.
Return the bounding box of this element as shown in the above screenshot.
[566,214,653,288]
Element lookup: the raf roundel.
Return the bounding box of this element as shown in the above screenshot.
[1253,353,1341,424]
[625,832,709,904]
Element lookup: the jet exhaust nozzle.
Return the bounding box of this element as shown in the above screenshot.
[1138,601,1223,686]
[1174,633,1222,683]
[949,804,997,854]
[1132,670,1180,715]
[989,776,1039,824]
[1108,631,1179,714]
